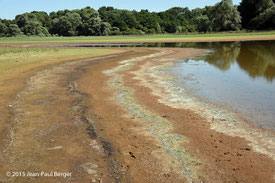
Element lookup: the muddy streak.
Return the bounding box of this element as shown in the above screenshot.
[102,48,275,182]
[0,53,132,183]
[125,50,275,182]
[67,80,121,181]
[104,50,202,182]
[134,59,275,160]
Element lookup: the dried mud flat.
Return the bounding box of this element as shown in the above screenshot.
[0,47,274,183]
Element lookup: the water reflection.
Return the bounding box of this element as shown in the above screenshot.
[70,40,275,129]
[193,42,241,71]
[238,42,275,82]
[171,41,275,130]
[69,40,275,82]
[194,41,275,82]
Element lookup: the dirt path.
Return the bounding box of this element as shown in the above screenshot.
[0,47,274,183]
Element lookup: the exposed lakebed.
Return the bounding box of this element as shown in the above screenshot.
[69,41,275,131]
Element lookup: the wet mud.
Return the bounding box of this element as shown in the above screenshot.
[0,47,274,183]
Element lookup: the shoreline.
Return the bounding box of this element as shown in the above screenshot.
[175,78,275,134]
[78,47,275,182]
[154,53,275,130]
[1,35,275,47]
[0,45,274,182]
[144,55,275,158]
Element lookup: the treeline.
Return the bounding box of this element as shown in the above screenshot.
[0,0,275,37]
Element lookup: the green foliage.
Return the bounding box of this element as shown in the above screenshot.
[1,32,275,44]
[99,7,140,33]
[239,0,274,28]
[31,11,51,28]
[196,15,212,32]
[158,7,194,33]
[196,0,241,32]
[249,5,275,29]
[100,22,112,36]
[155,23,162,34]
[75,7,109,36]
[51,12,82,36]
[8,24,23,37]
[0,20,8,37]
[210,0,241,31]
[15,13,50,36]
[0,0,274,37]
[136,10,160,33]
[110,27,121,35]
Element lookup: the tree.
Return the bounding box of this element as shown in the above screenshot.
[76,7,112,36]
[0,20,8,37]
[1,3,275,37]
[15,13,50,36]
[30,11,51,30]
[249,5,275,29]
[22,21,50,36]
[238,0,274,28]
[158,7,194,33]
[209,0,241,31]
[196,15,212,32]
[155,23,162,34]
[51,12,82,36]
[136,10,160,33]
[8,24,23,37]
[100,22,112,35]
[120,10,138,29]
[99,7,139,33]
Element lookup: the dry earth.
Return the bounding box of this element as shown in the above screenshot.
[0,46,274,183]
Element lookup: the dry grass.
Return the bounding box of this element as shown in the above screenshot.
[0,31,275,43]
[0,47,115,74]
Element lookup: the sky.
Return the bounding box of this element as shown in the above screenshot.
[0,0,242,20]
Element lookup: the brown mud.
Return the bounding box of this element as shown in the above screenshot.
[78,48,275,182]
[0,46,274,183]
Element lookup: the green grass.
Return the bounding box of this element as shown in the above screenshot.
[0,47,113,74]
[1,31,275,43]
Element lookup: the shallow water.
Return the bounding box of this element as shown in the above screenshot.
[171,41,275,130]
[71,41,275,130]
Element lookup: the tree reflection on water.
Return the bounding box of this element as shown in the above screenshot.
[75,40,275,82]
[194,41,275,82]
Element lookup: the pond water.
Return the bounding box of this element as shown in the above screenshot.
[170,41,275,130]
[71,41,275,130]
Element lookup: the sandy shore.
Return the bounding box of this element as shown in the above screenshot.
[0,46,274,182]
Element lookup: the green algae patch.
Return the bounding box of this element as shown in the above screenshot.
[137,57,275,161]
[104,52,201,182]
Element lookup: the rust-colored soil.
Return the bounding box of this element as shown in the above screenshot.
[77,48,274,182]
[0,46,274,183]
[121,49,275,182]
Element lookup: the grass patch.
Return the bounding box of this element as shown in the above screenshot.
[0,31,275,43]
[0,47,114,74]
